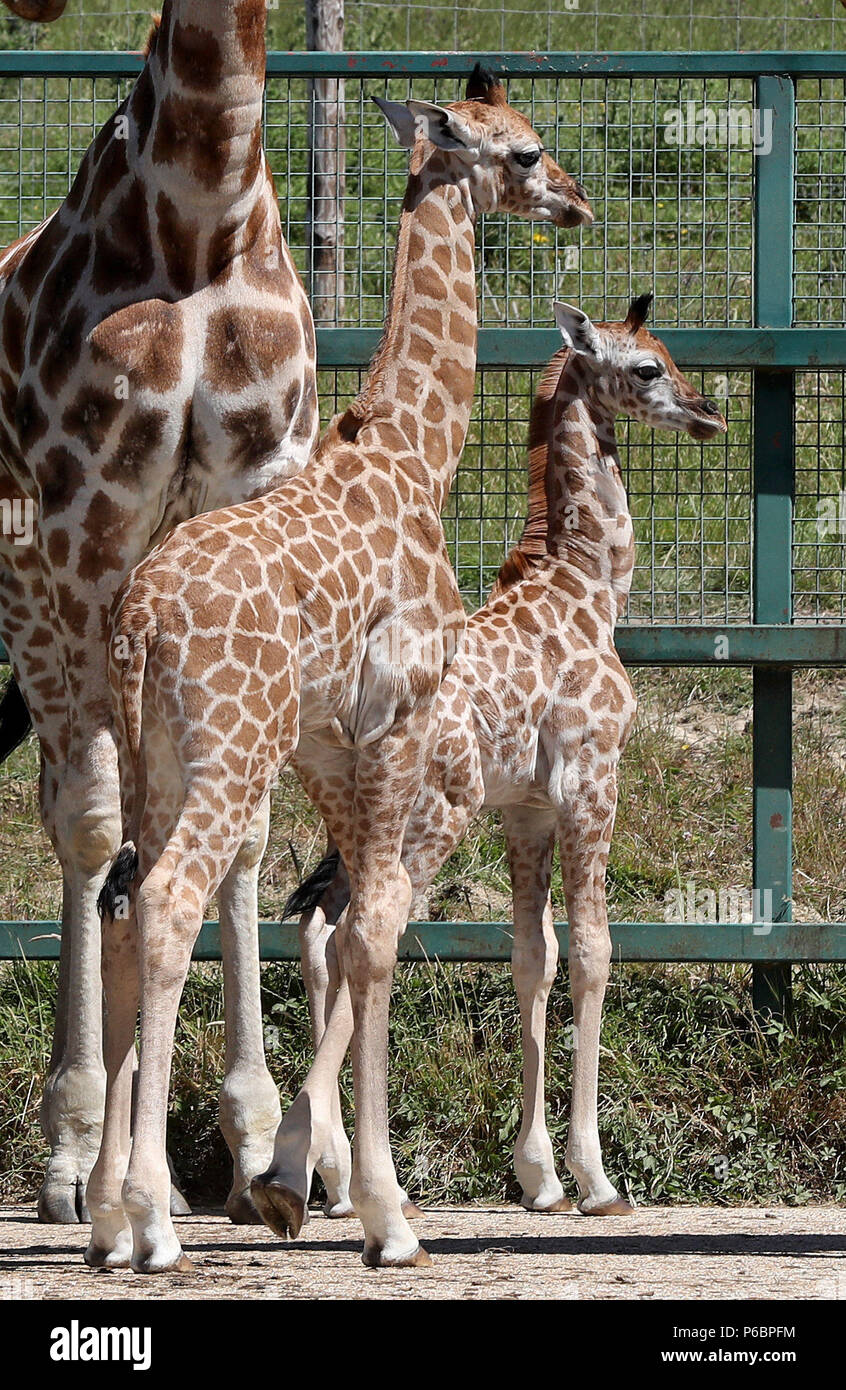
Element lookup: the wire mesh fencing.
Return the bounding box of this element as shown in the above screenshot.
[1,0,845,57]
[0,58,842,623]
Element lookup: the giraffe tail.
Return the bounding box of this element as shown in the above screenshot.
[0,677,32,764]
[97,618,155,921]
[96,843,139,923]
[282,849,342,919]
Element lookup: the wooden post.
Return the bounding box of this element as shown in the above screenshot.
[306,0,345,324]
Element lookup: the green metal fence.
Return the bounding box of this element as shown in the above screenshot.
[1,51,846,987]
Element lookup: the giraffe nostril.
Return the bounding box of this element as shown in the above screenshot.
[574,181,588,201]
[700,398,721,416]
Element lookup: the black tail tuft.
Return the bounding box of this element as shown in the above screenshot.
[0,678,33,764]
[282,850,341,920]
[97,843,139,921]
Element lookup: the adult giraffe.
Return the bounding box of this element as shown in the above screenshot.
[0,0,318,1223]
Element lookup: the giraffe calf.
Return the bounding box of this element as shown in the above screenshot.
[277,295,727,1220]
[85,67,592,1274]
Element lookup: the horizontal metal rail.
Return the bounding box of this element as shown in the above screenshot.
[2,921,845,964]
[0,51,845,78]
[317,328,846,371]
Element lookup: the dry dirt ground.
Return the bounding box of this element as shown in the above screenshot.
[1,1204,845,1301]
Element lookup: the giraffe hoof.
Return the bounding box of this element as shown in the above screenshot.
[323,1199,356,1219]
[401,1200,426,1221]
[249,1177,307,1240]
[362,1243,432,1269]
[225,1189,264,1226]
[522,1195,574,1213]
[37,1177,88,1224]
[131,1251,196,1275]
[84,1246,131,1271]
[169,1185,191,1217]
[579,1195,635,1216]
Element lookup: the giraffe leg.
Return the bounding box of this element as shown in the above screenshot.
[558,774,633,1216]
[299,883,355,1219]
[254,746,357,1232]
[503,808,570,1213]
[84,905,139,1269]
[122,855,203,1274]
[217,795,282,1226]
[121,754,283,1274]
[37,723,119,1224]
[253,944,355,1239]
[257,698,483,1233]
[0,557,112,1224]
[341,715,441,1269]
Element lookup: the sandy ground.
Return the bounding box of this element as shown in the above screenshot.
[1,1203,845,1300]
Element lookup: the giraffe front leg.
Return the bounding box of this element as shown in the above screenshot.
[503,809,570,1213]
[217,795,282,1226]
[559,779,633,1216]
[38,733,119,1224]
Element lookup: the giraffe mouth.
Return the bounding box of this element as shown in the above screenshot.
[554,200,594,229]
[684,397,727,440]
[687,415,728,441]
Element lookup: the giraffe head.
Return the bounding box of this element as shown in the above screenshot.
[1,0,67,18]
[374,64,593,229]
[553,294,728,440]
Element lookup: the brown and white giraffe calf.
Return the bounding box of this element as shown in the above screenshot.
[0,0,318,1224]
[87,68,592,1274]
[273,296,727,1223]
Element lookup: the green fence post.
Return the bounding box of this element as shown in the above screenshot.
[751,74,795,1020]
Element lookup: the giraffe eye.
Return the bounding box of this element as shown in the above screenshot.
[633,363,663,382]
[513,147,542,168]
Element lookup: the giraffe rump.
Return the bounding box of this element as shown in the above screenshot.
[282,850,341,920]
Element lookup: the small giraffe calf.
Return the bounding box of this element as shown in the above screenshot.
[87,68,592,1274]
[274,296,727,1222]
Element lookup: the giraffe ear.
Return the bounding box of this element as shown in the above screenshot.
[373,96,478,154]
[404,99,481,155]
[553,302,602,359]
[372,96,419,148]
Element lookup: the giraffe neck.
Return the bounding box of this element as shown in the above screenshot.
[334,147,478,512]
[133,0,267,211]
[509,352,634,622]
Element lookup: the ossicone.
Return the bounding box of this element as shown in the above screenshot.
[465,61,507,107]
[624,292,654,333]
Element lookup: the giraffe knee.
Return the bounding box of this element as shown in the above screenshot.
[568,934,611,992]
[346,867,411,982]
[54,771,122,877]
[136,869,202,985]
[227,799,271,875]
[513,930,558,1001]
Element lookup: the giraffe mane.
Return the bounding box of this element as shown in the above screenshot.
[491,347,570,596]
[318,168,424,454]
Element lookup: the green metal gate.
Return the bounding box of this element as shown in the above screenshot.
[1,51,846,985]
